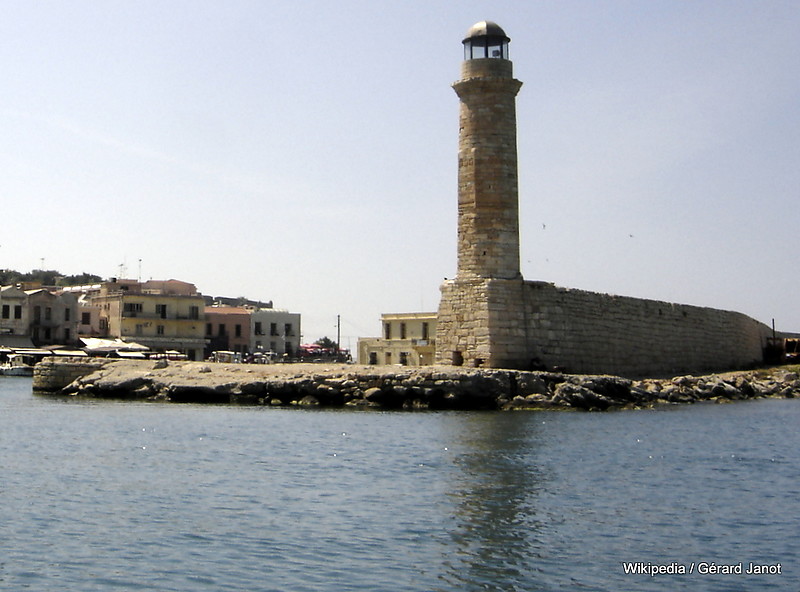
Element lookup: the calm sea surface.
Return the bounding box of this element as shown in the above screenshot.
[1,376,798,591]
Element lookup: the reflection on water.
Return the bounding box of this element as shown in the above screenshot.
[442,414,548,591]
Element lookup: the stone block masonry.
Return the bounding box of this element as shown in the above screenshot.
[521,282,771,377]
[33,357,109,392]
[436,279,772,377]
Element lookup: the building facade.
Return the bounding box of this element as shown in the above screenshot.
[357,312,437,366]
[1,284,79,347]
[93,279,206,360]
[0,285,29,343]
[250,308,300,358]
[204,306,301,359]
[204,306,253,357]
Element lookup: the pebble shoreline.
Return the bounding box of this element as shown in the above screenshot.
[32,357,800,411]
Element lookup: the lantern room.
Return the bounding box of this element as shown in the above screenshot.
[462,21,510,60]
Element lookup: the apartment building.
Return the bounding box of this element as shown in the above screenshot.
[204,306,301,358]
[93,279,206,360]
[251,308,300,358]
[204,306,252,356]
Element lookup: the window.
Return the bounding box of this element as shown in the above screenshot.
[235,324,242,338]
[81,312,91,325]
[44,327,52,340]
[45,307,52,321]
[124,302,143,315]
[155,304,167,319]
[34,306,41,322]
[284,323,292,336]
[422,322,429,341]
[64,308,71,322]
[400,323,407,339]
[218,324,226,337]
[270,323,278,336]
[64,328,71,342]
[135,324,143,336]
[157,325,165,335]
[14,305,21,319]
[206,323,212,336]
[1,305,8,319]
[399,352,408,365]
[384,323,391,339]
[255,322,263,336]
[189,306,199,320]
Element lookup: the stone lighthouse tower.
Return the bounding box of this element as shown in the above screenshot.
[436,21,528,368]
[454,21,523,281]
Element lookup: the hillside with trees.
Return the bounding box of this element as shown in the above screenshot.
[0,269,102,287]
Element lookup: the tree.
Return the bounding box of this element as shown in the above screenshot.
[315,337,338,350]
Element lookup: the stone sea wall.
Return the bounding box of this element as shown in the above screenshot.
[33,357,800,411]
[437,279,773,377]
[523,282,772,377]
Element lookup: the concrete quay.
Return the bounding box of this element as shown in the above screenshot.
[32,357,800,411]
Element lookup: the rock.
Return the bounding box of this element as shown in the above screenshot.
[517,375,550,396]
[364,387,383,401]
[554,382,613,410]
[710,381,742,400]
[577,375,634,403]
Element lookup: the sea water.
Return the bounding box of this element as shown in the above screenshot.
[1,376,797,591]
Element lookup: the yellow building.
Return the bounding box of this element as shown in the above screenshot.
[357,312,437,366]
[94,279,206,360]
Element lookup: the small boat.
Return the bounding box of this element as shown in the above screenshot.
[0,354,35,377]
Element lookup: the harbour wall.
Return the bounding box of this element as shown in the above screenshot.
[437,279,773,377]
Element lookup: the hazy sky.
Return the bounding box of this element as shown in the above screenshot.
[2,1,798,346]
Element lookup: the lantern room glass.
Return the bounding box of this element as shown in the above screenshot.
[464,38,509,60]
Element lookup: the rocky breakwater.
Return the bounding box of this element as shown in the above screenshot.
[33,357,800,411]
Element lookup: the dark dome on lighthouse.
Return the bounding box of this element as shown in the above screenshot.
[462,21,510,60]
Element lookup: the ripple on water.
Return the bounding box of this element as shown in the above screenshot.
[1,380,799,591]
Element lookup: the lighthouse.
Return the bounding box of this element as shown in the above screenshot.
[436,21,528,369]
[432,22,774,376]
[453,21,523,281]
